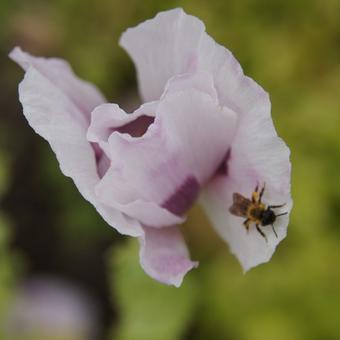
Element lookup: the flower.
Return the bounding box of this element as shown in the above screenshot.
[6,277,98,338]
[10,8,292,287]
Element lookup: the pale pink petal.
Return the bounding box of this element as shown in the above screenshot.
[10,48,143,237]
[96,205,144,237]
[87,102,156,179]
[120,8,205,102]
[9,47,106,123]
[87,101,156,153]
[139,226,198,287]
[95,73,236,226]
[201,95,292,271]
[16,67,99,203]
[161,70,218,103]
[120,8,267,115]
[97,167,185,227]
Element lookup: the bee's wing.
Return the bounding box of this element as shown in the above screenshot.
[229,193,251,217]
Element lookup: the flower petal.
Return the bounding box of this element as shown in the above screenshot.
[201,95,292,271]
[96,73,236,226]
[97,181,186,227]
[139,226,198,287]
[9,47,106,123]
[88,102,156,179]
[120,8,204,102]
[10,48,143,237]
[120,8,267,115]
[162,70,218,103]
[16,66,100,203]
[87,101,157,152]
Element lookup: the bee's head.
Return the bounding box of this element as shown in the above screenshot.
[261,208,276,226]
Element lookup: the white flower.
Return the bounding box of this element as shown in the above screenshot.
[10,8,292,286]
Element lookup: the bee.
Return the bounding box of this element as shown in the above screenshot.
[229,184,287,241]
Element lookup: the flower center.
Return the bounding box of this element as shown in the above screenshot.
[117,115,155,137]
[215,148,231,177]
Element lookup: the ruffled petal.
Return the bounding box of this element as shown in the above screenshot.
[201,95,292,271]
[161,70,218,103]
[139,226,198,287]
[120,8,267,115]
[88,102,156,179]
[16,66,100,203]
[96,173,186,227]
[87,101,156,153]
[10,48,143,237]
[120,8,205,102]
[95,73,236,226]
[9,47,106,124]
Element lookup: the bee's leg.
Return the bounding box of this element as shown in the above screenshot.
[256,224,268,242]
[259,183,266,203]
[268,203,286,209]
[243,219,251,233]
[276,212,288,217]
[252,184,259,203]
[271,224,278,238]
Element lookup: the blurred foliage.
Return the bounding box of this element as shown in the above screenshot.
[1,0,340,339]
[0,152,22,337]
[193,234,340,340]
[108,240,197,340]
[0,215,15,337]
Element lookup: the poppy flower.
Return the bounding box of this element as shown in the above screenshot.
[10,8,292,286]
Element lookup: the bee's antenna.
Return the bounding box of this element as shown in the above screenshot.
[271,224,278,238]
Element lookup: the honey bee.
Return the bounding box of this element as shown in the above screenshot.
[229,184,287,241]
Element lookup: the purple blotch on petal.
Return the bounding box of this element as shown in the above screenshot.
[162,176,200,216]
[215,148,231,176]
[117,115,154,137]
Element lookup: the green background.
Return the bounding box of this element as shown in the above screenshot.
[1,0,340,339]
